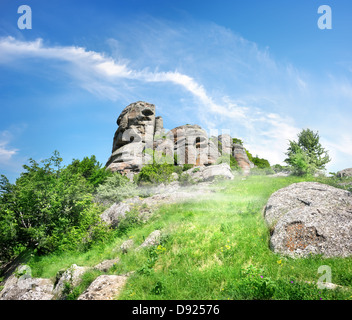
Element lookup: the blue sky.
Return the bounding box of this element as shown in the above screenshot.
[1,0,351,182]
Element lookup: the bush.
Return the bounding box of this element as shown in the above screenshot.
[65,155,112,189]
[271,164,290,173]
[134,163,174,186]
[0,151,111,260]
[178,173,196,186]
[95,172,137,204]
[182,164,194,171]
[250,167,275,176]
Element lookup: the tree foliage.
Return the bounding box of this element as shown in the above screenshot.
[285,129,331,176]
[0,152,111,261]
[95,172,137,204]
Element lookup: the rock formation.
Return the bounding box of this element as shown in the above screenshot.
[106,101,254,178]
[264,182,352,258]
[337,168,352,178]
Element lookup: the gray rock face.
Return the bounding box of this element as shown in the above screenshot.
[337,168,352,178]
[171,125,219,166]
[106,101,156,176]
[264,182,352,258]
[77,275,128,300]
[218,134,232,155]
[0,265,54,300]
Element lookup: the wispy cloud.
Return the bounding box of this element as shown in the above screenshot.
[0,130,18,165]
[0,18,351,171]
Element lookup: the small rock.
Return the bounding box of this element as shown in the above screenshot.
[137,230,162,250]
[120,239,134,253]
[93,258,120,272]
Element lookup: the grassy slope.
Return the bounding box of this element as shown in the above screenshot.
[28,175,352,300]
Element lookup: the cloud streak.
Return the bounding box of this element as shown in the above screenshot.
[0,130,18,165]
[0,19,351,172]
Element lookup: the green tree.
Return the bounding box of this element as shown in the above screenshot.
[0,152,110,261]
[65,155,112,188]
[285,129,331,176]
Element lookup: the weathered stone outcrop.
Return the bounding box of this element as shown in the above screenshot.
[106,101,254,178]
[232,143,254,175]
[171,125,220,166]
[264,182,352,258]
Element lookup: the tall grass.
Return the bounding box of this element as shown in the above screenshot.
[28,175,352,300]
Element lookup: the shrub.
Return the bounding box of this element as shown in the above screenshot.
[250,167,275,176]
[65,155,112,189]
[178,173,196,186]
[271,164,290,173]
[134,163,174,186]
[95,172,137,204]
[182,164,194,171]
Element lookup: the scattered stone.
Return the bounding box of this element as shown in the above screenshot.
[120,239,135,254]
[93,258,120,272]
[77,275,128,300]
[264,182,352,258]
[137,230,162,250]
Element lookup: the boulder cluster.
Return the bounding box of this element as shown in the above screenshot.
[105,101,254,179]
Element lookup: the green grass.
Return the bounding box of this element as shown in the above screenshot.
[27,175,352,300]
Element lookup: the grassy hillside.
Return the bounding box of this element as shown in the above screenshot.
[27,175,352,300]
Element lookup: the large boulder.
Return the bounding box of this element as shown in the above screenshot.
[337,168,352,178]
[264,182,352,258]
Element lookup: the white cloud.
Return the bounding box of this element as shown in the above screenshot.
[0,130,18,165]
[0,22,351,170]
